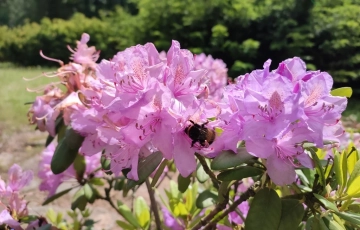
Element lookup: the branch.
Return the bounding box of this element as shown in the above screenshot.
[195,153,220,185]
[191,187,230,230]
[146,178,162,230]
[202,187,255,230]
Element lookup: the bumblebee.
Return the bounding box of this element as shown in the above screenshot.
[184,120,216,147]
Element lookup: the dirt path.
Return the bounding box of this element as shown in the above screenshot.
[0,124,169,230]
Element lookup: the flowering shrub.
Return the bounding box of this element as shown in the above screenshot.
[1,33,359,229]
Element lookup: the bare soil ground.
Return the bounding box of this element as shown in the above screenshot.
[0,124,169,230]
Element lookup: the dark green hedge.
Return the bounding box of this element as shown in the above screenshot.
[0,0,360,83]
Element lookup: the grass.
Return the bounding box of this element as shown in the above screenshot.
[0,66,56,132]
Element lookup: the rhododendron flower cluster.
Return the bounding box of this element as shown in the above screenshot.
[38,143,102,197]
[0,165,33,229]
[28,33,348,187]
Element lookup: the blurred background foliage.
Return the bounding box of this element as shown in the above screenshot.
[0,0,360,90]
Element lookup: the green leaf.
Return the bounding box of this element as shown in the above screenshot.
[37,224,53,230]
[45,134,55,148]
[135,197,150,228]
[114,179,125,191]
[51,128,85,174]
[278,199,305,230]
[323,214,346,230]
[42,188,73,205]
[73,154,86,180]
[313,194,338,211]
[126,151,163,190]
[348,204,360,213]
[245,188,282,230]
[330,87,352,98]
[309,147,326,187]
[117,201,142,228]
[211,148,254,170]
[46,208,57,224]
[334,151,348,193]
[83,183,96,203]
[116,220,136,230]
[150,159,168,187]
[71,188,87,211]
[348,159,360,188]
[218,181,232,204]
[196,190,218,209]
[346,176,360,197]
[311,215,330,230]
[196,160,210,183]
[89,177,104,186]
[217,166,263,181]
[101,153,112,174]
[178,174,191,193]
[334,211,360,225]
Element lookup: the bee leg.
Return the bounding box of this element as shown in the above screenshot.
[189,120,195,124]
[204,140,210,148]
[191,140,196,147]
[201,120,209,128]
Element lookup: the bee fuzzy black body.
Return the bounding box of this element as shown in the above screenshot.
[185,120,216,148]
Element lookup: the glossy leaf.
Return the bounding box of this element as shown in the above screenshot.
[178,174,191,193]
[100,153,112,175]
[346,176,360,197]
[51,128,85,174]
[245,188,282,230]
[278,199,305,230]
[348,159,360,188]
[346,143,358,175]
[196,190,218,209]
[126,151,163,190]
[117,201,142,228]
[330,87,352,98]
[89,177,104,186]
[313,194,338,211]
[73,154,86,180]
[83,183,96,203]
[135,197,150,228]
[322,214,346,230]
[42,188,73,205]
[334,211,360,225]
[217,166,263,181]
[311,215,329,230]
[37,224,53,230]
[116,220,135,230]
[196,160,210,183]
[211,148,254,170]
[150,159,168,187]
[71,188,87,211]
[309,147,326,187]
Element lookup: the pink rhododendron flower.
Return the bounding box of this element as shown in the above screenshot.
[38,143,102,197]
[67,33,100,68]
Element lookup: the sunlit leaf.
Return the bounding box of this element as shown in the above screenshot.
[334,211,360,225]
[309,147,326,187]
[346,176,360,197]
[278,199,305,230]
[83,183,96,203]
[245,188,282,230]
[211,148,254,170]
[71,188,87,211]
[117,201,142,228]
[116,220,135,230]
[330,87,352,98]
[323,214,346,230]
[217,166,264,181]
[135,197,150,228]
[313,194,338,211]
[348,159,360,187]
